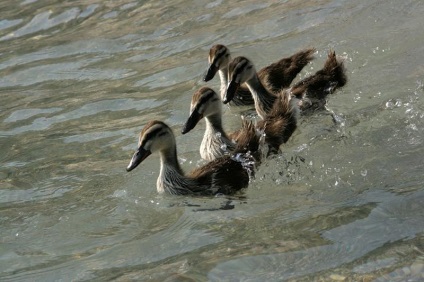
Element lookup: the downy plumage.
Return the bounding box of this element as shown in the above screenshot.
[224,51,347,118]
[127,120,255,196]
[204,44,315,106]
[182,87,298,160]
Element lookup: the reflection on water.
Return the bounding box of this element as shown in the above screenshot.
[1,0,423,281]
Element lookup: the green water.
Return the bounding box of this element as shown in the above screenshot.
[0,0,423,281]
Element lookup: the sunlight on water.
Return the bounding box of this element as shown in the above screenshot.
[0,0,423,281]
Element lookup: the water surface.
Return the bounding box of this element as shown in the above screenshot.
[1,0,423,281]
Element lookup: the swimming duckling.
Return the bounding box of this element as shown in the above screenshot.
[182,87,298,160]
[204,44,315,106]
[289,50,347,114]
[182,87,260,161]
[126,120,254,196]
[224,51,347,118]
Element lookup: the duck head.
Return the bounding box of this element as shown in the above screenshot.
[203,44,231,82]
[182,87,221,134]
[127,121,175,171]
[224,56,256,104]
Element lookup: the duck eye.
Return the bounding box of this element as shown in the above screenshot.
[246,65,253,70]
[158,131,167,137]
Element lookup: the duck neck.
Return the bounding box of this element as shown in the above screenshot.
[218,68,229,101]
[201,114,235,160]
[157,146,187,194]
[245,74,276,119]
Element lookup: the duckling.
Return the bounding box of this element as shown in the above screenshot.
[126,120,254,196]
[289,50,347,114]
[181,87,260,161]
[182,87,298,160]
[256,90,298,154]
[204,44,315,106]
[224,51,347,118]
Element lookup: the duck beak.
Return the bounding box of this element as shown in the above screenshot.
[203,63,218,82]
[223,80,240,104]
[182,110,203,134]
[126,147,151,172]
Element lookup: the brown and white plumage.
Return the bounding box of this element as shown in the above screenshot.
[256,91,298,154]
[225,51,347,118]
[182,87,298,160]
[289,50,347,114]
[225,56,278,119]
[126,120,254,196]
[204,44,315,106]
[182,87,259,161]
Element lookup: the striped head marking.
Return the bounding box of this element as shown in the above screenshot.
[127,121,174,172]
[139,121,173,152]
[191,87,220,115]
[228,56,255,84]
[223,57,255,104]
[204,44,231,81]
[182,87,220,134]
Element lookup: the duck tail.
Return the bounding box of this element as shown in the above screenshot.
[322,49,347,89]
[280,47,316,89]
[258,91,298,155]
[233,119,260,154]
[293,47,316,67]
[278,91,298,144]
[291,49,348,101]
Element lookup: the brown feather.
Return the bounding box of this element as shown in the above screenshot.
[188,155,252,195]
[128,120,254,196]
[207,45,315,106]
[257,92,297,154]
[291,50,347,100]
[258,48,316,93]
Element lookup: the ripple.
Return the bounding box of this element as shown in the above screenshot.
[134,62,204,89]
[0,175,81,204]
[208,190,424,281]
[63,128,136,144]
[0,39,129,71]
[0,59,135,88]
[0,8,81,41]
[0,19,23,31]
[4,107,62,123]
[79,4,99,19]
[0,98,164,136]
[222,3,271,19]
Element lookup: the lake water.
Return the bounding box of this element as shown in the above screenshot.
[1,0,423,281]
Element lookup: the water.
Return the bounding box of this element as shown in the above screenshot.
[1,0,423,281]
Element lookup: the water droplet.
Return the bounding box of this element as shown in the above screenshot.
[113,189,127,198]
[360,169,367,177]
[385,100,394,109]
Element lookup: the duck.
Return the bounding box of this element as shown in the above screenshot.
[126,120,255,196]
[204,44,316,106]
[182,87,237,161]
[182,87,298,160]
[289,50,348,114]
[224,50,347,119]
